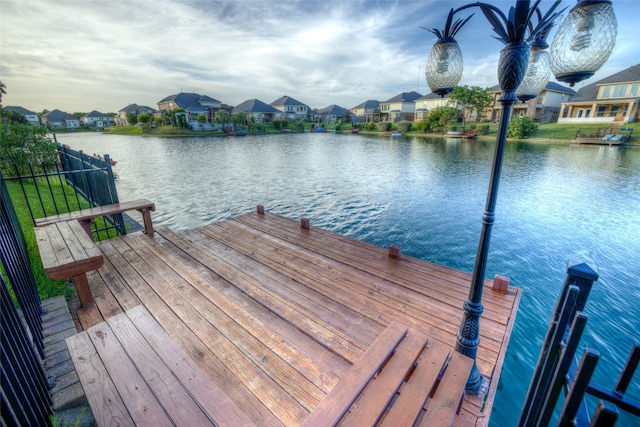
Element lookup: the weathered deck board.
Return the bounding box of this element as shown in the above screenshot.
[71,210,520,426]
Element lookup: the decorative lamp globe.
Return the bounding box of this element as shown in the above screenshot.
[550,0,617,86]
[425,38,464,97]
[423,9,473,97]
[516,44,551,102]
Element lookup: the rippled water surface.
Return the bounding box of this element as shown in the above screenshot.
[59,132,640,425]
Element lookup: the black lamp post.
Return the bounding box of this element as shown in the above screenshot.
[424,0,616,392]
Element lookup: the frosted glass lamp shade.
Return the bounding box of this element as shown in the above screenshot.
[550,1,617,86]
[426,40,463,97]
[516,48,551,102]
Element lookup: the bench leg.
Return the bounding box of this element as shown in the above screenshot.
[72,273,94,306]
[139,208,154,237]
[78,219,94,239]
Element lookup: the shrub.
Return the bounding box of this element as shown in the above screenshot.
[377,122,392,132]
[365,122,377,131]
[1,124,57,176]
[397,121,413,133]
[507,115,538,139]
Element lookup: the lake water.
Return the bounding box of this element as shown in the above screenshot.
[58,131,640,425]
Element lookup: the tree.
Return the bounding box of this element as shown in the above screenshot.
[0,80,6,105]
[137,112,153,125]
[72,112,87,120]
[126,111,138,125]
[232,111,247,128]
[1,109,28,124]
[214,110,231,128]
[448,85,493,129]
[423,106,459,132]
[195,113,207,124]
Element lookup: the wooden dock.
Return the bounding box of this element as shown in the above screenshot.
[69,209,521,426]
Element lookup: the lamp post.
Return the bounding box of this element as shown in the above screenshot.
[424,0,616,392]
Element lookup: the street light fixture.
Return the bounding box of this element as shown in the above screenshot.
[424,0,616,392]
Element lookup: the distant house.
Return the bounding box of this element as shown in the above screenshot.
[557,64,640,125]
[42,109,80,129]
[157,93,226,122]
[379,91,423,122]
[350,100,379,122]
[3,106,41,125]
[117,104,158,125]
[270,96,313,121]
[413,93,454,122]
[233,99,282,123]
[81,110,115,128]
[487,82,577,124]
[316,105,354,123]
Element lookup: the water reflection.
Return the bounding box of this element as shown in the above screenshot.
[57,132,640,425]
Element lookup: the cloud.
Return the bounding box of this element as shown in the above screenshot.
[1,0,636,113]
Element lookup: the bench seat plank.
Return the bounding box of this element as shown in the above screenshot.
[301,321,408,427]
[35,221,103,280]
[35,199,155,236]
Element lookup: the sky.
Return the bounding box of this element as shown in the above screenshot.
[1,0,637,114]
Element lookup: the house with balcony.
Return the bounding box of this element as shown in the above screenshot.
[117,104,158,125]
[378,91,423,122]
[350,100,380,122]
[557,63,640,125]
[316,105,354,123]
[42,109,80,129]
[269,96,313,122]
[81,111,115,128]
[487,81,576,124]
[233,99,282,123]
[157,93,225,122]
[3,106,41,125]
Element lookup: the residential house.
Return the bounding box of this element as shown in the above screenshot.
[487,82,577,124]
[316,105,354,123]
[117,104,158,125]
[233,99,282,123]
[413,93,454,122]
[157,93,226,122]
[270,96,312,122]
[3,106,41,125]
[42,109,80,129]
[378,92,423,122]
[81,111,115,128]
[557,63,640,125]
[350,100,379,122]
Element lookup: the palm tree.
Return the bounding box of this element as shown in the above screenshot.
[0,80,6,105]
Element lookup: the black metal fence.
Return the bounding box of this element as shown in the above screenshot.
[3,143,124,240]
[518,261,639,426]
[1,177,52,426]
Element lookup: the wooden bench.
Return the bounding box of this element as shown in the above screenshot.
[35,199,156,238]
[35,220,104,305]
[66,305,254,426]
[302,321,474,426]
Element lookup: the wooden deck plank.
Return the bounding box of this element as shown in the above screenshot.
[340,329,429,426]
[84,320,172,425]
[105,236,310,426]
[65,332,135,426]
[118,306,255,427]
[76,210,520,427]
[195,220,501,374]
[151,227,351,380]
[105,310,216,426]
[97,238,283,426]
[129,231,343,394]
[301,322,408,427]
[122,234,327,411]
[155,226,365,363]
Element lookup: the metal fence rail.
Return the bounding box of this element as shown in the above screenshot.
[3,144,124,240]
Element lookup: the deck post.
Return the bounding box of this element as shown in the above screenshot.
[301,218,310,229]
[256,205,265,215]
[388,245,401,260]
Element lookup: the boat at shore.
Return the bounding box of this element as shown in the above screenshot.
[446,129,478,139]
